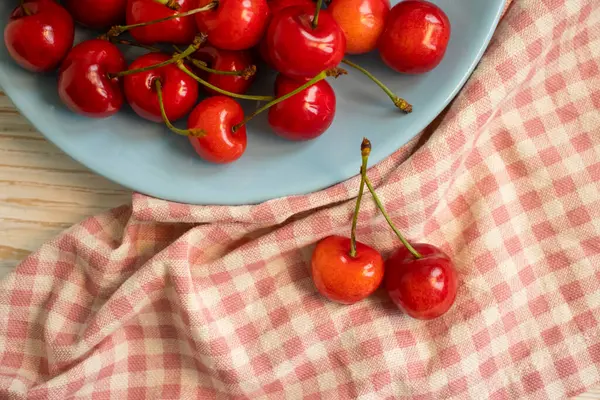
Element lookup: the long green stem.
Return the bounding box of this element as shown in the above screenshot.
[110,38,161,53]
[342,59,413,113]
[349,142,369,258]
[232,68,347,132]
[108,37,203,79]
[177,62,273,102]
[155,79,205,137]
[360,138,422,259]
[312,0,324,29]
[173,45,256,79]
[107,2,217,37]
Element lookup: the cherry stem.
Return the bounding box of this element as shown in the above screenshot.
[107,1,218,37]
[155,79,205,137]
[154,0,181,10]
[108,36,204,79]
[110,38,161,53]
[360,138,422,259]
[342,59,413,113]
[312,0,324,29]
[349,140,369,258]
[173,45,256,79]
[232,67,347,132]
[177,61,273,102]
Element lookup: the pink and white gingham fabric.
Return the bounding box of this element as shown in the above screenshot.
[2,0,600,398]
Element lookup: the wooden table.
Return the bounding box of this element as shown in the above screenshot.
[0,91,598,399]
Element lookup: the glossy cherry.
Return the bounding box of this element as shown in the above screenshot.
[58,39,126,118]
[4,0,74,73]
[312,236,384,304]
[64,0,127,30]
[187,96,247,164]
[328,0,390,54]
[385,243,458,320]
[191,47,255,96]
[258,0,313,67]
[195,0,270,50]
[266,5,346,80]
[124,53,199,123]
[268,74,336,141]
[126,0,198,44]
[378,0,451,74]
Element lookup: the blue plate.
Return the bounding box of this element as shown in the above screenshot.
[0,0,504,205]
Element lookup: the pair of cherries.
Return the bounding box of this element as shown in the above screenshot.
[311,139,458,320]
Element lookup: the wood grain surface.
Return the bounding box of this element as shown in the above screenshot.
[0,92,598,399]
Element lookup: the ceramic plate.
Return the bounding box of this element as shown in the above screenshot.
[0,0,505,205]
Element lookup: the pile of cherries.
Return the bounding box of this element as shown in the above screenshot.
[4,0,450,164]
[312,139,458,319]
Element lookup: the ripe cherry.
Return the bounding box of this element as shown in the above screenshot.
[187,96,247,164]
[191,47,255,96]
[378,0,451,74]
[358,137,459,319]
[58,39,126,118]
[311,140,384,304]
[4,0,74,73]
[385,243,458,320]
[124,53,199,123]
[64,0,127,30]
[328,0,390,54]
[266,5,346,80]
[259,0,313,67]
[268,74,336,141]
[126,0,198,44]
[195,0,270,50]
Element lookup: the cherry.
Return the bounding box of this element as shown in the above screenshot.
[64,0,127,30]
[268,74,336,141]
[358,137,458,319]
[311,236,384,304]
[124,53,199,123]
[311,140,384,304]
[4,0,74,73]
[58,39,126,118]
[328,0,389,54]
[258,0,313,67]
[191,46,255,96]
[385,243,458,320]
[378,0,451,74]
[265,5,346,80]
[125,0,202,44]
[195,0,270,51]
[187,96,248,164]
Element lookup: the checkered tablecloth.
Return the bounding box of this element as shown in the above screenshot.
[1,0,600,398]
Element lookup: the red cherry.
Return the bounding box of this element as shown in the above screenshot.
[123,53,198,123]
[378,0,451,74]
[58,39,126,118]
[64,0,127,30]
[126,0,197,45]
[266,5,346,80]
[269,0,312,16]
[258,0,313,67]
[195,0,270,50]
[268,74,336,141]
[191,47,255,96]
[4,0,74,73]
[311,236,384,305]
[385,243,458,320]
[328,0,389,54]
[187,96,247,164]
